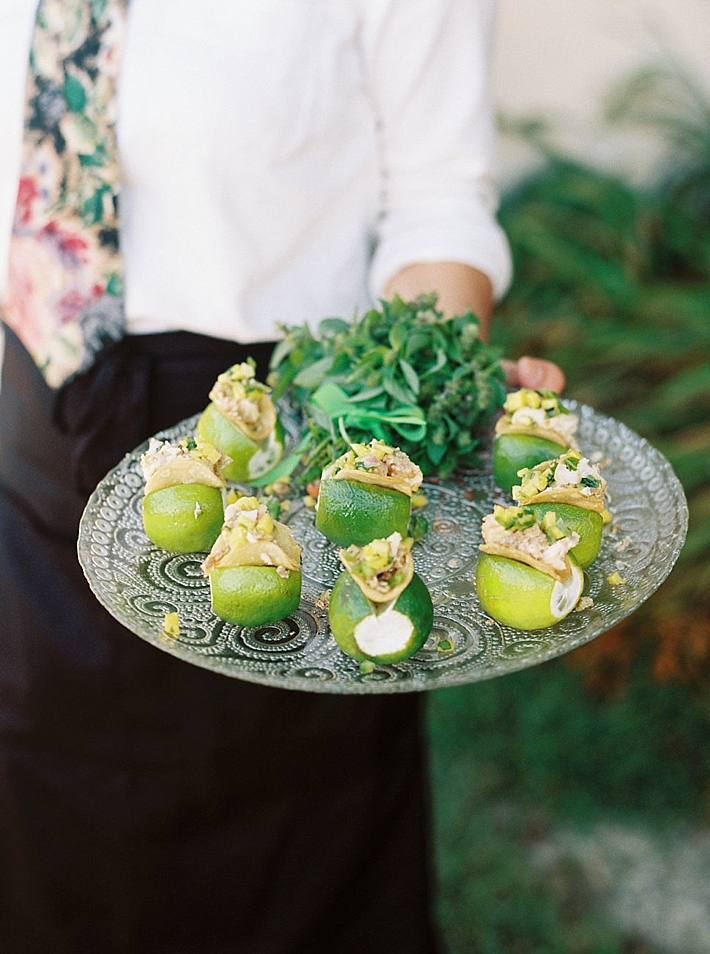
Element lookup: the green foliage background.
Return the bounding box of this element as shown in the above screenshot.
[429,69,710,953]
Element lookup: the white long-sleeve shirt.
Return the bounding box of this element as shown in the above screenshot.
[0,0,511,344]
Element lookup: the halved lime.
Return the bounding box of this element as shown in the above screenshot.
[526,502,603,568]
[208,564,302,626]
[475,552,584,630]
[328,571,433,664]
[196,402,284,483]
[493,433,567,494]
[143,484,224,552]
[315,478,411,547]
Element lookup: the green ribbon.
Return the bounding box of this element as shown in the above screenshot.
[309,382,427,442]
[250,381,427,486]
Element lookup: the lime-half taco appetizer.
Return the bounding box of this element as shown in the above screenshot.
[493,388,578,493]
[511,449,607,567]
[476,504,585,630]
[329,532,433,665]
[315,439,423,547]
[202,495,301,627]
[196,360,284,483]
[140,436,229,552]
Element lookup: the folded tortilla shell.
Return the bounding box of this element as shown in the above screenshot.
[340,548,414,604]
[479,542,570,582]
[145,459,226,495]
[331,468,414,498]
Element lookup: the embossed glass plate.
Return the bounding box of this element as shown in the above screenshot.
[78,402,687,693]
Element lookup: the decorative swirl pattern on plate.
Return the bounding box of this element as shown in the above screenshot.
[77,404,688,694]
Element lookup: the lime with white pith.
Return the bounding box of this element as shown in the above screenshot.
[197,402,284,483]
[475,552,584,630]
[328,571,433,665]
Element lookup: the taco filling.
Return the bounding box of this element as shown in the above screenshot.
[512,450,607,513]
[208,361,277,443]
[495,388,578,448]
[339,532,415,604]
[141,437,230,495]
[201,496,301,576]
[479,504,580,582]
[321,439,422,498]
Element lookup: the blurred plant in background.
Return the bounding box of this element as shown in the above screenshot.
[491,67,710,694]
[430,68,710,954]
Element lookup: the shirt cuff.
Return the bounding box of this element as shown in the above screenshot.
[369,200,513,306]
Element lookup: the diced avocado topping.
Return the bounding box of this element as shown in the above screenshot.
[514,464,557,500]
[342,534,413,582]
[214,359,271,401]
[340,439,399,472]
[503,388,568,418]
[493,504,537,531]
[324,438,423,492]
[514,449,601,501]
[178,436,225,466]
[225,496,279,547]
[540,510,570,543]
[491,505,572,543]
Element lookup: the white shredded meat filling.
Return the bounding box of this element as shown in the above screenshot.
[509,406,578,444]
[481,513,578,574]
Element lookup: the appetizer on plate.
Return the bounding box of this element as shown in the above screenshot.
[328,532,434,665]
[140,437,229,552]
[196,360,284,483]
[511,449,608,568]
[493,388,578,493]
[315,439,423,547]
[201,495,302,627]
[476,504,585,630]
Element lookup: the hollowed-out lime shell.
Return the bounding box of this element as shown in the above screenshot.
[328,571,433,665]
[493,433,568,494]
[196,402,284,483]
[208,565,302,627]
[142,484,224,552]
[527,502,604,568]
[315,478,411,547]
[475,552,584,630]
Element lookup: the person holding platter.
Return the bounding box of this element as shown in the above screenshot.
[0,2,563,952]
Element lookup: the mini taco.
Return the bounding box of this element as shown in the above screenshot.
[321,439,423,498]
[338,532,415,605]
[512,450,607,514]
[141,436,230,495]
[202,496,301,573]
[476,504,585,630]
[478,504,580,582]
[140,437,230,552]
[495,388,579,447]
[196,360,284,482]
[315,440,422,547]
[202,496,302,626]
[493,388,579,493]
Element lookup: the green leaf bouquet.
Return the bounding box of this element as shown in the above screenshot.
[266,293,506,485]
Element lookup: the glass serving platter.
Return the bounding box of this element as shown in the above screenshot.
[78,401,688,694]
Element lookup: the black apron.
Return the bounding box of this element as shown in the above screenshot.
[0,324,441,954]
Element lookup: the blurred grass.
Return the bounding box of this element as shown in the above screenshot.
[429,68,710,953]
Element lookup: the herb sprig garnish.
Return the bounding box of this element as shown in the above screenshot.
[264,294,506,485]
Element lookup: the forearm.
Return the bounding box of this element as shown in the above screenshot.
[384,261,494,336]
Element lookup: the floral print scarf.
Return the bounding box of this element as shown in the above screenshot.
[3,0,128,389]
